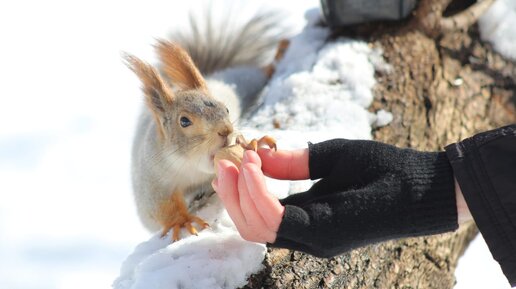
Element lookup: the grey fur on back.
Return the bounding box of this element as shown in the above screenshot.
[169,7,287,75]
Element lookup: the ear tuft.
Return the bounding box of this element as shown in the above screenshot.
[123,53,174,114]
[155,40,208,91]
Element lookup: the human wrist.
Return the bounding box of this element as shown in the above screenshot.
[455,178,473,224]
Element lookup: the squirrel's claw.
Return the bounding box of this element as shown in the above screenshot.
[191,215,210,229]
[160,224,174,238]
[257,135,277,151]
[158,191,210,242]
[173,225,181,242]
[160,213,209,242]
[184,216,209,237]
[185,222,198,236]
[242,135,277,152]
[160,223,186,242]
[215,134,277,171]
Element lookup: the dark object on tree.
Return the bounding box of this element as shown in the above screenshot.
[243,0,516,288]
[320,0,418,26]
[322,0,496,37]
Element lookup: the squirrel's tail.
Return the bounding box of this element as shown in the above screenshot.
[168,6,288,75]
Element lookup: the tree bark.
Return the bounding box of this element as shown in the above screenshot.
[244,0,516,288]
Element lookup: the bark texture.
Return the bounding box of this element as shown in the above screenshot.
[244,0,516,288]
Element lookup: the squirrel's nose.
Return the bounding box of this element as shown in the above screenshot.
[217,125,233,138]
[218,125,233,147]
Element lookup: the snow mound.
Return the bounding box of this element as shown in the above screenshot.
[479,0,516,60]
[114,9,392,289]
[113,196,266,289]
[250,30,391,135]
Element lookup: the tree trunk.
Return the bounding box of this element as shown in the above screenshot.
[244,1,516,288]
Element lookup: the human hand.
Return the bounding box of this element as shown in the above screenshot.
[211,148,308,243]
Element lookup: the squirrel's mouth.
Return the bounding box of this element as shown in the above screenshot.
[209,141,229,167]
[211,142,228,160]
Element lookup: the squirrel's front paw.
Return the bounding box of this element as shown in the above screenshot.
[237,135,277,152]
[214,134,277,172]
[160,213,209,242]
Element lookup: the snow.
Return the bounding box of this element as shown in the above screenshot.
[373,109,394,128]
[479,0,516,60]
[114,199,266,289]
[455,233,512,289]
[247,9,393,138]
[0,0,513,289]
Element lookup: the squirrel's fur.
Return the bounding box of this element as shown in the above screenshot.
[126,9,285,237]
[170,8,286,75]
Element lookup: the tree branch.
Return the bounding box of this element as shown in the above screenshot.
[440,0,495,32]
[413,0,495,36]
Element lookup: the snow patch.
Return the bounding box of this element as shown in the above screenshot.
[113,196,266,289]
[479,0,516,60]
[248,31,391,137]
[372,109,394,128]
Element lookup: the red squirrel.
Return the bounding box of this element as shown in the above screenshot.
[125,12,287,241]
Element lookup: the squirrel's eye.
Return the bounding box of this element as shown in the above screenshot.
[226,107,229,114]
[180,116,192,128]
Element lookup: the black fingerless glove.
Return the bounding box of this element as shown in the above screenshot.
[270,139,458,258]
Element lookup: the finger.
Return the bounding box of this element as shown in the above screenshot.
[257,148,309,180]
[238,160,277,243]
[243,150,262,167]
[237,158,266,227]
[214,160,247,230]
[241,158,285,232]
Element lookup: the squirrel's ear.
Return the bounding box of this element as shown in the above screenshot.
[123,53,175,115]
[155,40,208,92]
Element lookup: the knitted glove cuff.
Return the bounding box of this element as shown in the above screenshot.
[401,150,458,235]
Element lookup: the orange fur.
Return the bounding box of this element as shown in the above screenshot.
[157,191,209,241]
[155,41,208,92]
[263,39,290,78]
[124,53,175,139]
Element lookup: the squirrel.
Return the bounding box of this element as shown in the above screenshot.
[124,10,288,241]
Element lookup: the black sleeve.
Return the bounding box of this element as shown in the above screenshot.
[270,139,458,258]
[445,124,516,287]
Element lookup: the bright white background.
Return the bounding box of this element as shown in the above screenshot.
[0,0,510,288]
